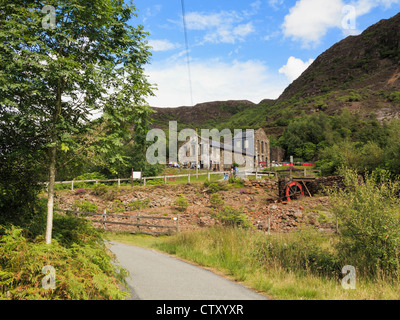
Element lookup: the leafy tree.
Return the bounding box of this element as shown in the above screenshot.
[0,1,153,243]
[280,112,332,157]
[384,119,400,175]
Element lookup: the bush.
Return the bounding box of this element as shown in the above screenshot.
[204,181,228,193]
[111,200,125,213]
[72,200,98,213]
[228,175,243,186]
[213,206,252,229]
[92,184,108,196]
[330,169,400,276]
[0,220,128,300]
[209,193,225,209]
[174,194,189,212]
[75,188,87,195]
[128,198,150,210]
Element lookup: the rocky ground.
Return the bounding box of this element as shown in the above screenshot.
[53,179,337,235]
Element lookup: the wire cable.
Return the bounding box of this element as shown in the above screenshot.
[181,0,194,106]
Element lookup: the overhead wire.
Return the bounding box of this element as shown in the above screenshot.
[181,0,194,106]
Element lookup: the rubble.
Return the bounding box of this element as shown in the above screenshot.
[55,179,336,234]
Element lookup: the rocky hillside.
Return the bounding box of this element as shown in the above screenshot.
[151,12,400,131]
[151,100,256,130]
[275,11,400,121]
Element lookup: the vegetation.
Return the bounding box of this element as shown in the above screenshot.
[0,209,128,300]
[0,0,158,244]
[0,1,154,299]
[209,193,225,209]
[276,109,400,176]
[331,169,400,276]
[212,206,253,229]
[107,169,400,299]
[173,194,189,212]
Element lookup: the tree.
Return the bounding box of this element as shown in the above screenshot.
[0,1,154,244]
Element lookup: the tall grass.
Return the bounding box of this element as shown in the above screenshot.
[151,227,400,299]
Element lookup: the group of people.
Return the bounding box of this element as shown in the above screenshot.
[223,165,239,180]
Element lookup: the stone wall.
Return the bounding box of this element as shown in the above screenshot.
[243,178,278,191]
[244,175,345,200]
[307,176,345,195]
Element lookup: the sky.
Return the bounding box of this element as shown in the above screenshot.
[131,0,400,108]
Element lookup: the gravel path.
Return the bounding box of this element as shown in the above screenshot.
[109,241,269,300]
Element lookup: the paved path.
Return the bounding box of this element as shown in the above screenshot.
[109,241,268,300]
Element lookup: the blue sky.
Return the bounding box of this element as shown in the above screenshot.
[131,0,400,107]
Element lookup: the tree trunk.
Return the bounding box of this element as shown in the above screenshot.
[45,146,57,245]
[45,79,62,245]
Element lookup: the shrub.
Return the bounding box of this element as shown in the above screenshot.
[128,198,150,210]
[228,175,243,186]
[213,206,252,229]
[204,181,228,193]
[209,193,225,209]
[73,200,98,213]
[73,172,107,189]
[0,221,128,300]
[75,172,107,181]
[174,194,189,212]
[330,169,400,276]
[75,188,87,195]
[92,184,107,196]
[111,200,125,213]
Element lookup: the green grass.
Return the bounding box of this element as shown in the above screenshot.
[107,227,400,300]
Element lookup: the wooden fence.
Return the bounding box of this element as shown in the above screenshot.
[56,208,179,236]
[50,171,226,191]
[47,168,322,191]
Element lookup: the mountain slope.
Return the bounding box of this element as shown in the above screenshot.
[274,12,400,120]
[150,12,400,132]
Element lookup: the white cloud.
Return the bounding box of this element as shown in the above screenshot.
[282,0,344,47]
[147,39,179,52]
[282,0,400,46]
[268,0,284,10]
[145,59,286,107]
[184,11,255,44]
[279,56,314,83]
[179,2,261,46]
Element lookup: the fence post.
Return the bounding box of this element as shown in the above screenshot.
[143,178,146,186]
[118,178,121,187]
[176,214,179,233]
[102,209,107,230]
[137,212,140,233]
[208,171,210,181]
[71,181,74,191]
[188,174,191,184]
[164,175,167,185]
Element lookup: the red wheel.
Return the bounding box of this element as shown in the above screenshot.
[285,181,304,201]
[167,174,177,181]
